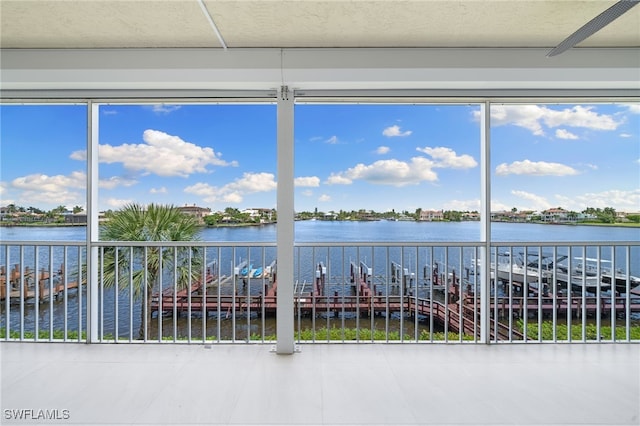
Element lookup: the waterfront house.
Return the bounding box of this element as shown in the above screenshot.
[490,210,511,222]
[64,213,87,225]
[419,209,444,221]
[461,211,480,221]
[541,207,573,223]
[177,205,212,225]
[242,208,275,223]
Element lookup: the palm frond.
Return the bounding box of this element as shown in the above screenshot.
[99,203,202,299]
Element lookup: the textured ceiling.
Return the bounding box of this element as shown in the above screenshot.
[0,0,639,50]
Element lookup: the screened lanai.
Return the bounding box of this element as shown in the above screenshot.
[1,1,639,425]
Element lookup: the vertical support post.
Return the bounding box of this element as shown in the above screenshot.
[276,86,295,354]
[479,101,491,344]
[87,102,100,343]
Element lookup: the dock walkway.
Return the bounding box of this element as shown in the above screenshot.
[0,264,82,302]
[149,261,639,340]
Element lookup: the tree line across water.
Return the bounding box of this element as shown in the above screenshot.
[1,203,638,226]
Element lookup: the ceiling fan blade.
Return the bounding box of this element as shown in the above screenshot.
[547,0,639,57]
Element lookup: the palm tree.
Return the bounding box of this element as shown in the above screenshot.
[100,203,202,339]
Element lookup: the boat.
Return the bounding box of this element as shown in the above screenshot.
[241,264,252,277]
[546,255,603,292]
[252,267,263,278]
[524,254,640,294]
[234,260,248,277]
[574,258,640,293]
[467,258,495,280]
[494,252,552,284]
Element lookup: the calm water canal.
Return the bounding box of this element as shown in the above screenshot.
[2,219,639,242]
[1,221,638,340]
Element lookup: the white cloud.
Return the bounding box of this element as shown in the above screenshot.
[105,198,133,209]
[295,176,320,187]
[553,194,573,207]
[620,133,633,138]
[150,105,181,114]
[10,171,86,207]
[150,187,168,194]
[326,136,339,144]
[99,176,138,190]
[102,109,118,116]
[0,182,14,206]
[326,174,354,185]
[382,125,412,137]
[326,157,438,187]
[318,194,331,202]
[183,182,215,198]
[495,160,578,176]
[542,105,620,130]
[487,104,547,135]
[490,200,514,212]
[12,172,85,192]
[443,199,480,211]
[572,189,640,211]
[325,148,475,188]
[626,104,640,114]
[225,172,277,193]
[553,189,640,212]
[555,129,578,140]
[96,129,237,178]
[416,146,478,169]
[301,189,313,197]
[69,150,86,161]
[376,146,390,155]
[511,190,551,211]
[222,192,243,204]
[184,172,276,204]
[482,105,621,136]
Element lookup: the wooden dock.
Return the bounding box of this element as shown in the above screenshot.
[149,288,528,340]
[148,263,529,340]
[149,263,639,341]
[0,264,82,302]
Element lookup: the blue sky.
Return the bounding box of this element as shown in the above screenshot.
[1,102,638,214]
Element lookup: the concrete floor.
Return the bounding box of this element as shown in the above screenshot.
[1,342,638,425]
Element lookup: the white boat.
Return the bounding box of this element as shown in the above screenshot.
[494,252,552,284]
[522,254,607,292]
[524,254,639,294]
[574,258,640,293]
[553,257,602,291]
[467,258,495,280]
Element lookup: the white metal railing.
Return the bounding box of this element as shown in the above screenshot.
[1,242,87,342]
[1,241,639,343]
